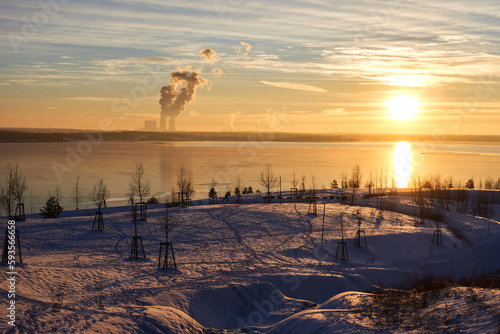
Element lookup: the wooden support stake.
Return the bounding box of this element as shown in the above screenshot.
[92,211,104,231]
[158,242,177,269]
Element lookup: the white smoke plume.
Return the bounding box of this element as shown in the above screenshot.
[223,111,240,131]
[199,48,219,63]
[159,69,207,131]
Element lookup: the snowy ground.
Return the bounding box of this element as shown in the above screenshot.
[1,190,500,333]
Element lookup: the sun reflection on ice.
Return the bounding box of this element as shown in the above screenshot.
[393,141,412,188]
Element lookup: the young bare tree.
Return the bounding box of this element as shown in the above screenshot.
[494,178,500,190]
[72,176,83,210]
[209,177,218,191]
[233,176,242,196]
[348,164,363,205]
[0,164,16,219]
[484,176,494,190]
[259,163,279,203]
[12,164,28,209]
[156,207,178,244]
[366,169,373,194]
[309,173,317,198]
[129,163,151,203]
[88,178,111,210]
[0,163,22,219]
[291,171,299,189]
[341,171,348,189]
[176,165,193,205]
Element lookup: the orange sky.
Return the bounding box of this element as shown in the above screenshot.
[0,0,499,134]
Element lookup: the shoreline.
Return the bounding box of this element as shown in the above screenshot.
[2,129,500,144]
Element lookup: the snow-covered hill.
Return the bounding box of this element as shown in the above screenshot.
[1,192,500,333]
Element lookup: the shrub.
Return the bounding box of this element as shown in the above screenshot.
[146,196,159,204]
[208,187,217,198]
[465,178,475,189]
[48,280,67,311]
[40,196,63,218]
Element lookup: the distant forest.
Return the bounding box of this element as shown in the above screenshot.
[1,129,500,143]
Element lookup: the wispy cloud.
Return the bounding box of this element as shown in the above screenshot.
[322,108,345,114]
[0,0,498,133]
[260,80,327,93]
[61,97,115,102]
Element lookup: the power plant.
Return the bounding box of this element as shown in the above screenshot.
[159,70,207,132]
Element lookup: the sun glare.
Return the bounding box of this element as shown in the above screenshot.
[387,95,420,120]
[394,141,411,188]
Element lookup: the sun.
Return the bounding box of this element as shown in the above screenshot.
[387,95,420,120]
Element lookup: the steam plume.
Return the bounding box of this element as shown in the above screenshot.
[223,111,240,131]
[159,69,207,132]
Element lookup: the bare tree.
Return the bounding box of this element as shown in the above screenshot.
[156,207,178,244]
[259,163,279,203]
[484,176,494,190]
[291,171,299,188]
[176,165,193,204]
[341,171,348,188]
[209,177,218,190]
[367,169,374,194]
[129,163,151,203]
[0,163,19,219]
[494,178,500,190]
[349,164,363,205]
[88,178,111,210]
[127,183,135,206]
[233,176,242,195]
[12,164,28,208]
[72,176,83,210]
[309,173,317,198]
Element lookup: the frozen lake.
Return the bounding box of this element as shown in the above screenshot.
[1,140,500,211]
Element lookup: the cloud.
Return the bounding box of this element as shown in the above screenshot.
[0,83,11,86]
[240,41,251,51]
[189,110,200,116]
[44,106,59,109]
[212,67,223,77]
[199,48,219,63]
[61,96,114,102]
[127,56,178,65]
[260,80,327,93]
[236,41,252,56]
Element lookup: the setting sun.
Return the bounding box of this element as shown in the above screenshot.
[387,95,420,121]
